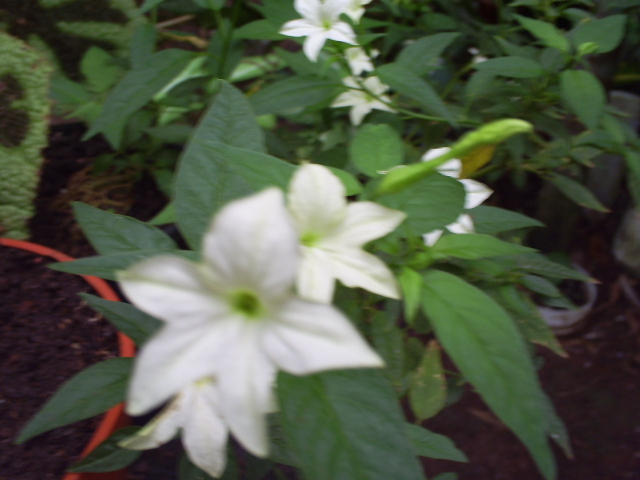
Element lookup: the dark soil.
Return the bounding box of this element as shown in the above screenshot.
[0,246,119,480]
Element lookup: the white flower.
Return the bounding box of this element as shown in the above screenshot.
[345,0,372,22]
[120,379,227,478]
[117,188,383,459]
[345,46,377,75]
[331,76,395,125]
[421,147,493,246]
[280,0,357,62]
[288,163,406,303]
[468,47,488,64]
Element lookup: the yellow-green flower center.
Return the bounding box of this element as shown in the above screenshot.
[301,231,321,247]
[230,290,264,319]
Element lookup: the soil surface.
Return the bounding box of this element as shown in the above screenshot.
[6,123,640,479]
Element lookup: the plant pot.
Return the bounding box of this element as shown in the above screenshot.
[0,237,135,480]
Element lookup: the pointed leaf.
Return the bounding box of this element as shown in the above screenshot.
[68,427,142,472]
[515,15,570,52]
[350,124,404,177]
[570,15,627,53]
[421,270,556,480]
[250,76,338,115]
[547,172,608,211]
[508,252,592,281]
[470,206,544,234]
[398,267,422,324]
[404,424,468,462]
[560,70,606,130]
[278,369,426,480]
[397,33,461,76]
[475,56,546,78]
[433,234,535,259]
[409,341,447,421]
[17,358,133,443]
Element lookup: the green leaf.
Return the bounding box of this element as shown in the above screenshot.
[234,20,287,41]
[398,267,422,324]
[475,56,546,78]
[327,167,363,196]
[397,32,461,76]
[50,250,199,280]
[514,15,570,52]
[547,172,609,211]
[350,124,404,177]
[508,252,592,281]
[371,311,405,389]
[559,70,606,130]
[519,275,562,298]
[50,75,91,105]
[73,202,178,255]
[250,76,338,115]
[175,81,264,249]
[80,293,161,346]
[80,46,121,93]
[377,63,455,125]
[68,427,142,472]
[624,151,640,206]
[278,369,426,480]
[137,0,165,14]
[421,270,556,480]
[84,49,196,148]
[470,205,544,234]
[570,14,627,53]
[432,233,535,259]
[378,173,465,235]
[404,423,468,462]
[130,23,157,70]
[17,358,133,443]
[490,285,566,357]
[409,341,447,421]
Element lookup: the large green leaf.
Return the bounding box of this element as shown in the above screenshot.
[570,14,627,53]
[470,205,544,234]
[404,423,468,462]
[250,76,338,115]
[350,124,404,177]
[409,341,447,421]
[73,202,178,255]
[475,56,546,78]
[378,173,465,235]
[377,63,455,124]
[432,233,535,259]
[80,293,162,346]
[547,172,608,211]
[421,270,556,480]
[174,82,264,249]
[84,49,196,148]
[514,15,569,52]
[559,70,606,130]
[68,427,142,472]
[278,369,426,480]
[17,358,133,443]
[508,252,592,281]
[397,32,461,76]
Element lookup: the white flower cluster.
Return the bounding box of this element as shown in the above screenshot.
[280,0,393,125]
[116,163,405,477]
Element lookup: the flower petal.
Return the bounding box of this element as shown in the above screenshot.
[296,246,336,303]
[119,394,185,450]
[215,323,276,458]
[203,188,298,299]
[326,247,400,299]
[280,19,319,37]
[326,201,405,248]
[294,0,320,19]
[263,298,383,374]
[182,382,229,478]
[349,102,371,126]
[303,31,329,62]
[437,159,462,178]
[288,163,347,235]
[324,21,357,45]
[423,229,444,246]
[331,89,363,108]
[447,213,475,234]
[127,321,237,415]
[117,255,226,329]
[421,147,453,164]
[460,179,493,209]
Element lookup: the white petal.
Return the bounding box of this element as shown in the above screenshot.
[325,22,357,45]
[303,32,329,61]
[349,102,371,125]
[127,321,236,415]
[460,179,493,209]
[182,383,229,478]
[421,147,452,164]
[294,0,320,20]
[203,188,298,299]
[447,214,475,234]
[119,394,185,450]
[263,298,383,374]
[215,324,276,458]
[296,247,336,303]
[324,0,352,19]
[362,76,390,95]
[423,229,443,246]
[117,256,225,329]
[280,19,319,37]
[288,163,346,235]
[326,201,405,247]
[331,89,362,108]
[326,247,400,299]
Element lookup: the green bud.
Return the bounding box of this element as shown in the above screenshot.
[577,42,599,56]
[375,119,532,197]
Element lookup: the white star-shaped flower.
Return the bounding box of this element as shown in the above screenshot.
[331,76,395,125]
[280,0,357,62]
[288,163,406,303]
[120,379,227,478]
[421,147,493,246]
[344,46,377,75]
[117,188,383,459]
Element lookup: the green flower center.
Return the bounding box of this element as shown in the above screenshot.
[301,231,321,247]
[230,290,264,319]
